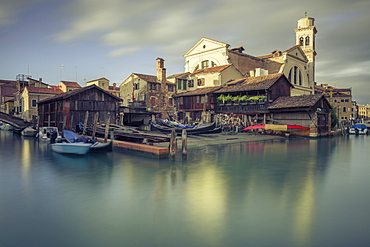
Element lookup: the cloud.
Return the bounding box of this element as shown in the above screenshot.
[0,0,45,26]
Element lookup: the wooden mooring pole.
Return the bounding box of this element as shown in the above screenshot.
[104,113,111,143]
[82,111,89,135]
[169,129,177,160]
[92,112,99,139]
[182,129,187,159]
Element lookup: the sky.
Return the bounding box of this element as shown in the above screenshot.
[0,0,369,104]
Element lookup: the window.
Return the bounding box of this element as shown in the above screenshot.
[31,100,37,107]
[188,80,194,88]
[168,98,173,106]
[177,79,182,90]
[149,83,157,90]
[134,82,140,90]
[182,80,187,90]
[201,60,209,69]
[299,37,304,46]
[150,97,157,106]
[288,66,302,85]
[343,107,346,112]
[197,78,205,86]
[305,36,310,46]
[168,85,174,92]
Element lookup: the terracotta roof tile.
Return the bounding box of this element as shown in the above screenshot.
[25,86,63,94]
[215,73,287,93]
[190,64,232,75]
[268,94,324,109]
[173,86,222,97]
[167,72,190,79]
[133,73,174,84]
[61,81,81,88]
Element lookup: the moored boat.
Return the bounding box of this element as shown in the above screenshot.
[21,127,38,137]
[51,142,92,155]
[0,123,13,131]
[38,127,61,141]
[90,141,113,152]
[349,124,368,135]
[62,130,113,153]
[151,121,218,135]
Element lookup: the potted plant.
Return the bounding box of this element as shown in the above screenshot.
[217,94,226,105]
[258,95,267,103]
[239,95,249,104]
[224,94,233,105]
[232,96,241,105]
[248,96,259,104]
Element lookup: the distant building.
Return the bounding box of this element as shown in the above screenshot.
[178,16,317,96]
[119,58,176,119]
[86,77,120,98]
[58,81,82,92]
[0,80,17,113]
[316,84,354,123]
[167,64,243,94]
[358,104,370,119]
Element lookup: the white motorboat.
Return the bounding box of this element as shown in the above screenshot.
[38,127,61,141]
[0,123,13,131]
[21,127,38,137]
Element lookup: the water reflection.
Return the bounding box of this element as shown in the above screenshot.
[2,131,370,247]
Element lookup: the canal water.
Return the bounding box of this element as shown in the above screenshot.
[0,131,369,247]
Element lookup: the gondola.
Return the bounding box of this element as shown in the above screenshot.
[151,122,219,135]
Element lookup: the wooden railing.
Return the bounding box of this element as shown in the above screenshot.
[216,101,269,113]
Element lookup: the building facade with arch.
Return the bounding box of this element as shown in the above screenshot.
[177,16,317,96]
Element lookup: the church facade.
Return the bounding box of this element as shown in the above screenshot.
[175,16,317,96]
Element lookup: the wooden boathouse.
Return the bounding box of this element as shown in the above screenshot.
[37,84,122,131]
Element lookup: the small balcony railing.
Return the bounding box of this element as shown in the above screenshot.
[216,100,269,113]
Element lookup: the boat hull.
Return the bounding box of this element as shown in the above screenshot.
[349,124,369,135]
[21,128,38,137]
[51,143,92,155]
[90,141,113,152]
[151,122,218,135]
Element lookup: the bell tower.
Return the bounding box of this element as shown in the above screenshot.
[295,14,317,89]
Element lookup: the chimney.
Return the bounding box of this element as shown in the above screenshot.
[156,58,166,84]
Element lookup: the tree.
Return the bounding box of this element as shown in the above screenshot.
[331,108,339,128]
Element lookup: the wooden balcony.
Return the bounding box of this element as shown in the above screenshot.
[215,101,270,113]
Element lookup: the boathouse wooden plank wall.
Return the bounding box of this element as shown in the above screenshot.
[37,85,122,132]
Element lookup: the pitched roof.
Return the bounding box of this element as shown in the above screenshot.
[133,73,157,83]
[167,72,190,79]
[25,86,63,94]
[215,73,289,93]
[60,81,81,88]
[86,77,109,83]
[173,86,222,97]
[0,80,17,86]
[268,94,325,109]
[190,64,232,75]
[132,73,175,85]
[38,84,122,104]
